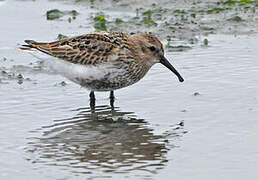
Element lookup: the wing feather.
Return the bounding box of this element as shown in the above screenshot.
[21,33,130,65]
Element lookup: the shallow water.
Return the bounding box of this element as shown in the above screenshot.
[1,1,258,180]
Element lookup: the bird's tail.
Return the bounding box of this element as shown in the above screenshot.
[19,40,54,61]
[19,40,45,51]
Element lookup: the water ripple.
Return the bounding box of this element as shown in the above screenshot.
[25,105,186,177]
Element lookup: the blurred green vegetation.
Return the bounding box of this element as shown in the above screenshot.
[93,15,107,31]
[43,0,258,50]
[46,9,79,20]
[57,34,68,40]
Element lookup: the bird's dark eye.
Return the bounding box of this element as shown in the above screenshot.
[148,46,156,52]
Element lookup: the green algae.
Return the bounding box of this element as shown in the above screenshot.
[46,9,63,20]
[203,38,208,46]
[141,10,157,25]
[46,9,79,20]
[57,34,68,40]
[115,18,123,25]
[68,17,72,23]
[222,0,237,5]
[166,44,192,52]
[206,7,232,13]
[221,0,258,6]
[85,0,258,48]
[93,15,107,31]
[173,9,187,14]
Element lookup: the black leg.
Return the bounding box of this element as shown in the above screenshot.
[110,91,115,108]
[89,91,95,110]
[110,91,115,100]
[89,91,95,100]
[90,100,95,111]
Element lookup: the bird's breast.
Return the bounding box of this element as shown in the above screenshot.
[42,55,150,91]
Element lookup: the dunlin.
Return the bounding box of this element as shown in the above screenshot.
[20,32,184,103]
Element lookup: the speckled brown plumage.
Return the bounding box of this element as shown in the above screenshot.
[23,32,132,66]
[20,32,184,102]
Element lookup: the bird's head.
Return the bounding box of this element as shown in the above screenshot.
[130,33,184,82]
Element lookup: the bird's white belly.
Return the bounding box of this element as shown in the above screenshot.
[29,51,126,91]
[27,50,140,91]
[48,58,127,90]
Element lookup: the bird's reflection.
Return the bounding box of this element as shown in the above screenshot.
[26,104,186,175]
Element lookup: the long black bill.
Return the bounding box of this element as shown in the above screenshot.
[160,56,184,82]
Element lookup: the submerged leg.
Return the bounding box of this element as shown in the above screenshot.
[109,91,115,108]
[89,91,95,109]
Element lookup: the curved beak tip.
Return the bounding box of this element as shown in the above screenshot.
[160,56,184,83]
[179,77,184,82]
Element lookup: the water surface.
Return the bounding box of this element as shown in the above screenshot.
[1,1,258,180]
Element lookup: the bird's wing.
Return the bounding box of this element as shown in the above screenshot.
[20,32,130,65]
